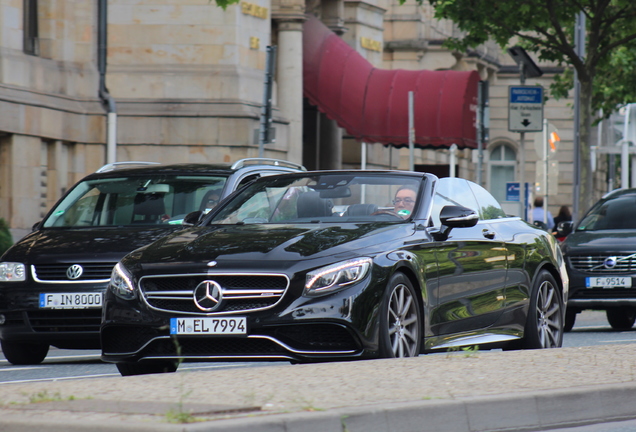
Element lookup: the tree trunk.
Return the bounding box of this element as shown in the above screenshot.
[576,77,594,220]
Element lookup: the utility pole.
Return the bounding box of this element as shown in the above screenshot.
[258,46,277,158]
[572,11,586,222]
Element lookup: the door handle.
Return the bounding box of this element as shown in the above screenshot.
[482,230,495,239]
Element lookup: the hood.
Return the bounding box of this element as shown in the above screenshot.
[3,226,181,264]
[562,229,636,255]
[132,223,412,269]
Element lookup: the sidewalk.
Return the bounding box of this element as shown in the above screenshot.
[1,344,635,432]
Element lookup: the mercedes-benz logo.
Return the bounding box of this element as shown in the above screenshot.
[603,256,617,269]
[193,280,223,312]
[66,264,84,280]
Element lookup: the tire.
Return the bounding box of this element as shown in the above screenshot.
[564,308,577,332]
[0,340,49,365]
[606,307,636,331]
[522,270,564,349]
[116,361,178,376]
[379,272,422,358]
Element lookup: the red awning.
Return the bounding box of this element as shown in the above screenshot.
[303,15,480,149]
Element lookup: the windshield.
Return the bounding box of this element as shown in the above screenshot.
[577,194,636,231]
[43,175,228,228]
[207,173,422,225]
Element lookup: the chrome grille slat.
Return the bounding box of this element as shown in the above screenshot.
[569,254,636,273]
[140,273,289,315]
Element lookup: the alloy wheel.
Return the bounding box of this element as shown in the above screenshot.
[387,283,420,357]
[534,279,562,348]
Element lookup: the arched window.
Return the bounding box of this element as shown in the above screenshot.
[489,143,517,203]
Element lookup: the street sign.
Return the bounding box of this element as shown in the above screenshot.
[508,86,543,132]
[506,182,520,202]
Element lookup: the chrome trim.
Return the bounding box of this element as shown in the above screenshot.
[139,272,290,316]
[31,266,110,284]
[430,333,520,350]
[568,299,636,306]
[104,333,357,357]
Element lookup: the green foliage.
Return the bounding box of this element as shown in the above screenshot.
[422,0,636,114]
[0,218,13,257]
[210,0,240,10]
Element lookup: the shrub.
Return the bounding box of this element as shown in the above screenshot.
[0,218,13,257]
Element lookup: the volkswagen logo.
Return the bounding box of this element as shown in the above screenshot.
[193,280,223,312]
[66,264,84,280]
[603,256,618,269]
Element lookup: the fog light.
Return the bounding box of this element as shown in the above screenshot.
[0,314,5,325]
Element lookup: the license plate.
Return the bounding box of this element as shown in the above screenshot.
[585,277,632,288]
[39,292,103,309]
[170,317,247,335]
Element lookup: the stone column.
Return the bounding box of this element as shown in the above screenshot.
[319,113,342,169]
[275,19,305,165]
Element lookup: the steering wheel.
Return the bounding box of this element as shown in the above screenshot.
[371,209,403,220]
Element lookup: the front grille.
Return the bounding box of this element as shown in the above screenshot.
[569,254,636,273]
[102,326,163,354]
[272,324,359,351]
[27,309,102,332]
[146,337,286,357]
[140,273,289,315]
[32,263,116,282]
[571,288,636,300]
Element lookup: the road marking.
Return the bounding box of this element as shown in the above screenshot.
[0,366,43,372]
[43,354,102,361]
[0,373,121,385]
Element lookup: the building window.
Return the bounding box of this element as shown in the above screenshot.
[23,0,39,56]
[489,143,517,203]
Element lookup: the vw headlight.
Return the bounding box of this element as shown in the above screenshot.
[109,262,135,300]
[0,262,26,282]
[304,258,372,297]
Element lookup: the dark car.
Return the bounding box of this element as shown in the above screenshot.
[560,188,636,331]
[100,170,569,376]
[0,158,305,365]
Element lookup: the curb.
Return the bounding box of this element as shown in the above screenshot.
[1,382,635,432]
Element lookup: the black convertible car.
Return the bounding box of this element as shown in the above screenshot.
[101,171,569,376]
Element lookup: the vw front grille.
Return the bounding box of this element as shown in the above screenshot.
[32,263,116,282]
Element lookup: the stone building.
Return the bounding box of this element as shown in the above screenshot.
[0,0,611,238]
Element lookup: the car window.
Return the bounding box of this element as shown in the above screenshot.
[468,181,507,220]
[430,178,480,226]
[43,175,228,228]
[209,173,423,224]
[577,195,636,231]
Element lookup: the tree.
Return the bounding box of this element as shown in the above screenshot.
[425,0,636,217]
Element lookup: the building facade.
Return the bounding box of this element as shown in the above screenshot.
[0,0,612,239]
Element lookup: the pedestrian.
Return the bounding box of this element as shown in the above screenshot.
[531,196,554,231]
[553,205,572,228]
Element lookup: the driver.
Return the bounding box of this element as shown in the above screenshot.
[393,186,417,218]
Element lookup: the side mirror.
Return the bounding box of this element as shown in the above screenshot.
[432,205,479,241]
[182,211,202,226]
[440,205,479,228]
[555,221,573,237]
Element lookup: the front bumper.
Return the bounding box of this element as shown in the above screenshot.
[0,283,104,349]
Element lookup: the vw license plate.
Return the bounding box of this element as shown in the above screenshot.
[39,292,103,309]
[170,317,247,335]
[586,277,632,288]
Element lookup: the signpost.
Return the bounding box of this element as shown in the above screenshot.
[508,86,544,132]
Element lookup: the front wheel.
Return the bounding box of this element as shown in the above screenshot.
[522,270,564,349]
[116,360,178,376]
[0,340,49,365]
[379,273,422,358]
[606,307,636,331]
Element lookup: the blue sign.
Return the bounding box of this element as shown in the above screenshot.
[509,87,543,103]
[506,182,520,202]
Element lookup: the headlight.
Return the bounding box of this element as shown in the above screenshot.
[0,262,26,282]
[109,262,135,300]
[304,258,372,297]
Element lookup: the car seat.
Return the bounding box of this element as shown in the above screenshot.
[132,193,166,223]
[344,203,378,216]
[297,191,333,218]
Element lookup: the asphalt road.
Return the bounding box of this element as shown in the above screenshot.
[0,309,634,384]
